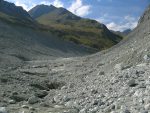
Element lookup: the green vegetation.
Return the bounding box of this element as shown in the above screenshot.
[29,5,123,50]
[0,12,35,28]
[37,17,122,50]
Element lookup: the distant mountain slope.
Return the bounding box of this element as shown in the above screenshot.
[112,29,132,37]
[122,29,132,35]
[29,5,122,50]
[0,0,33,23]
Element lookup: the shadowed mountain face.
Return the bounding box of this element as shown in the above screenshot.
[0,0,33,21]
[29,5,122,50]
[0,0,35,28]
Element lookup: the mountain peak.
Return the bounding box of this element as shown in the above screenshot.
[29,4,81,21]
[28,4,57,19]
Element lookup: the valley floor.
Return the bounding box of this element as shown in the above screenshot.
[1,25,150,113]
[0,52,150,113]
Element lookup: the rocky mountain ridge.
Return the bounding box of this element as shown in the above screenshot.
[138,5,150,25]
[0,0,33,21]
[29,4,122,50]
[29,5,81,21]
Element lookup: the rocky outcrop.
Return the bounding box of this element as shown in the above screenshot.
[138,5,150,25]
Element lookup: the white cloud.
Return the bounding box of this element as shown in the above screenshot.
[124,15,136,22]
[53,0,64,7]
[38,0,64,8]
[40,1,51,5]
[106,15,138,31]
[15,1,28,10]
[13,0,36,11]
[10,0,64,11]
[39,0,64,7]
[68,0,91,17]
[96,13,110,23]
[97,14,138,31]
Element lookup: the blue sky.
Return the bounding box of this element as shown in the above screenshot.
[5,0,150,31]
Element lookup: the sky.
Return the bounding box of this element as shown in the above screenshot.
[5,0,150,31]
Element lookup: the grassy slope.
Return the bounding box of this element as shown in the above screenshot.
[36,12,122,50]
[0,12,36,28]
